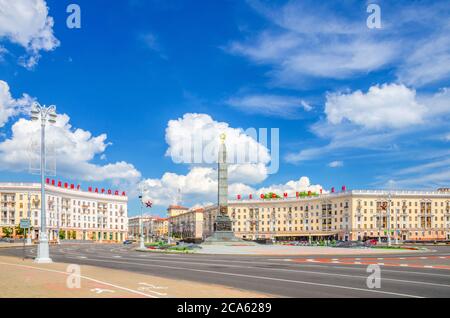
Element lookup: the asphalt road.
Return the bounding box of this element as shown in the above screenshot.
[2,244,450,298]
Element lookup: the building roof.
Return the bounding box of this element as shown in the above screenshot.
[167,205,189,209]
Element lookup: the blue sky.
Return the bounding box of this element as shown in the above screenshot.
[0,0,449,216]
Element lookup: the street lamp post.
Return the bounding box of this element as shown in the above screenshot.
[138,195,145,250]
[387,192,392,247]
[56,198,61,244]
[394,204,399,245]
[31,102,57,264]
[26,192,32,246]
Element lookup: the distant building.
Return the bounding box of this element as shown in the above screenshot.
[168,207,204,241]
[169,189,450,242]
[128,215,154,240]
[0,182,128,242]
[153,217,169,238]
[167,205,189,218]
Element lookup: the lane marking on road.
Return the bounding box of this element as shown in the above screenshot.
[91,288,115,294]
[137,283,168,296]
[64,255,450,290]
[50,246,450,278]
[0,261,158,298]
[72,257,426,298]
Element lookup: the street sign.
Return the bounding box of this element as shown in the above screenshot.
[20,219,31,229]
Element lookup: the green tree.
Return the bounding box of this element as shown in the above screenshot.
[2,227,13,238]
[59,231,66,240]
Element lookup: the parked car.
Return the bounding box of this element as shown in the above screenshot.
[123,240,134,245]
[364,239,378,247]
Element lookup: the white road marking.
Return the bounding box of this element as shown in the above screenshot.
[91,288,115,294]
[69,254,450,288]
[75,257,426,298]
[137,283,168,296]
[0,261,158,298]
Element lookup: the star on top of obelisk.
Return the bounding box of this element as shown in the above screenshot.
[220,133,226,144]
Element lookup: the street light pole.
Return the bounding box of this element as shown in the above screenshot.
[138,196,145,249]
[387,192,392,247]
[56,198,61,244]
[31,103,57,264]
[26,192,32,246]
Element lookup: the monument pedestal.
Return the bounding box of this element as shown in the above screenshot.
[202,214,257,246]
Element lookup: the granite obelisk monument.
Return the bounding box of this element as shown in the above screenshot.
[203,133,242,243]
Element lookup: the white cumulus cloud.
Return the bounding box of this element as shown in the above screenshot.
[165,113,271,181]
[0,112,141,185]
[0,0,60,68]
[328,161,343,168]
[0,80,34,127]
[325,83,426,130]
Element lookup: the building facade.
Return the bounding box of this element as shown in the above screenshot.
[0,183,128,242]
[153,217,169,238]
[128,215,154,240]
[167,206,204,241]
[199,189,450,242]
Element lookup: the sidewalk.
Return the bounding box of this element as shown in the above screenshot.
[0,255,272,298]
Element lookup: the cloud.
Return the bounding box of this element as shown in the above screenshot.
[286,83,450,163]
[328,161,343,168]
[227,1,399,85]
[0,113,141,185]
[139,112,322,207]
[165,113,271,173]
[325,83,426,129]
[228,1,450,87]
[0,0,59,68]
[376,154,450,189]
[139,32,167,59]
[226,94,312,119]
[0,80,34,127]
[140,171,323,207]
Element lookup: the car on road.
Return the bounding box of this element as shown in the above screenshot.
[123,240,134,245]
[364,239,378,247]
